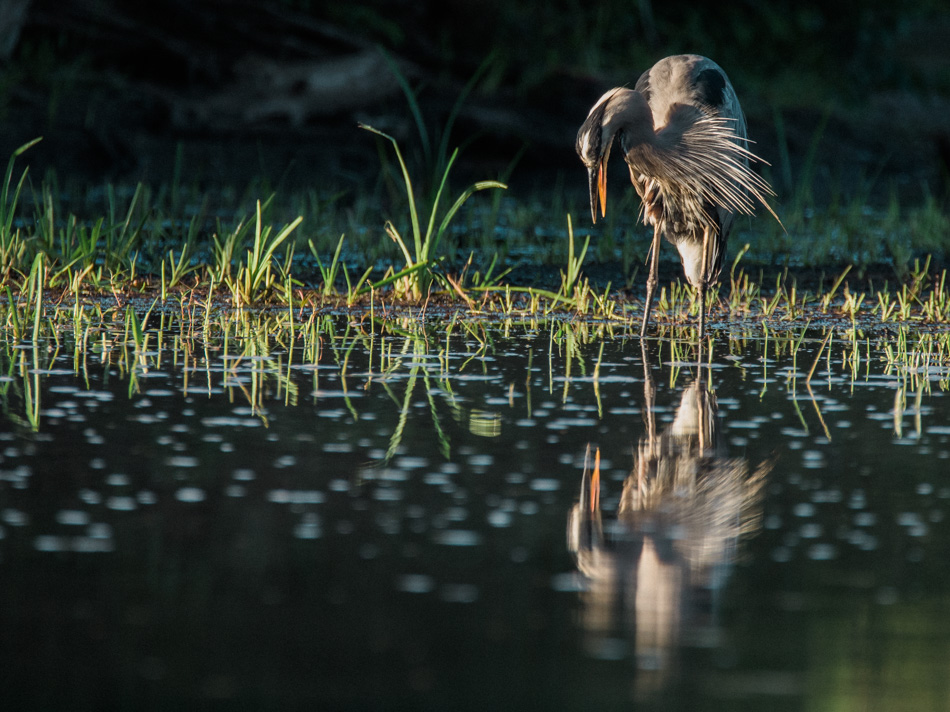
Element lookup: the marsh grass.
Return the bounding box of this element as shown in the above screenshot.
[0,137,947,330]
[358,123,506,300]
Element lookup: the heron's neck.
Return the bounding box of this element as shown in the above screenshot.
[603,90,656,152]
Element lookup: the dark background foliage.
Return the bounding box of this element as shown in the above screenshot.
[1,0,948,204]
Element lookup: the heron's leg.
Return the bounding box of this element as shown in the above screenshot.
[698,226,711,340]
[640,223,662,337]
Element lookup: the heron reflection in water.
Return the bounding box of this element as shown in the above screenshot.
[567,343,773,697]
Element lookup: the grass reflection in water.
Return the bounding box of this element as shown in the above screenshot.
[0,307,949,710]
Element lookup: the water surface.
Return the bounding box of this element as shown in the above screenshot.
[2,314,949,710]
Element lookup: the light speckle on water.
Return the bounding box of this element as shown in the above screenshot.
[397,574,435,594]
[793,503,816,518]
[55,510,90,526]
[807,543,837,560]
[487,510,512,528]
[106,496,137,511]
[440,584,479,603]
[267,490,325,505]
[294,513,322,539]
[1,509,29,526]
[175,487,206,503]
[433,530,481,547]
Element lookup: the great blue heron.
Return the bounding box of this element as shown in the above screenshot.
[576,54,778,338]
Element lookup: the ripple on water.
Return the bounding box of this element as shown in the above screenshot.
[780,428,809,438]
[395,456,429,470]
[55,510,90,526]
[847,530,878,551]
[78,489,102,505]
[294,513,322,539]
[467,454,494,469]
[267,490,325,505]
[811,489,842,503]
[897,512,928,537]
[166,456,199,468]
[793,503,815,518]
[440,584,479,603]
[34,535,68,552]
[176,487,206,503]
[520,501,539,515]
[487,510,513,528]
[107,496,138,511]
[200,416,263,428]
[546,418,597,430]
[397,574,435,594]
[371,487,403,502]
[1,509,29,526]
[807,543,837,560]
[433,530,481,547]
[74,390,114,402]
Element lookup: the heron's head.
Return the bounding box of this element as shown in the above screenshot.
[577,88,654,224]
[576,89,621,224]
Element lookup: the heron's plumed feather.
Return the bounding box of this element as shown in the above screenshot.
[641,105,779,223]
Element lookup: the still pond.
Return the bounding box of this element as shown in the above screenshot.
[1,312,949,710]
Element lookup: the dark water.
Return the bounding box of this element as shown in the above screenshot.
[2,314,950,710]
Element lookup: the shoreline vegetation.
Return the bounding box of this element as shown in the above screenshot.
[1,136,949,335]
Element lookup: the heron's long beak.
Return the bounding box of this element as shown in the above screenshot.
[588,161,607,224]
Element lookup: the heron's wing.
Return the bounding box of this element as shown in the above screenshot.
[645,106,774,217]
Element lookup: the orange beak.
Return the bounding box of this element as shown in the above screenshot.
[588,161,608,224]
[598,164,607,220]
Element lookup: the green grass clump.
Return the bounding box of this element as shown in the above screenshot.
[359,123,506,300]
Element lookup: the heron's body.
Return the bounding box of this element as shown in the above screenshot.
[576,55,776,337]
[631,55,745,288]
